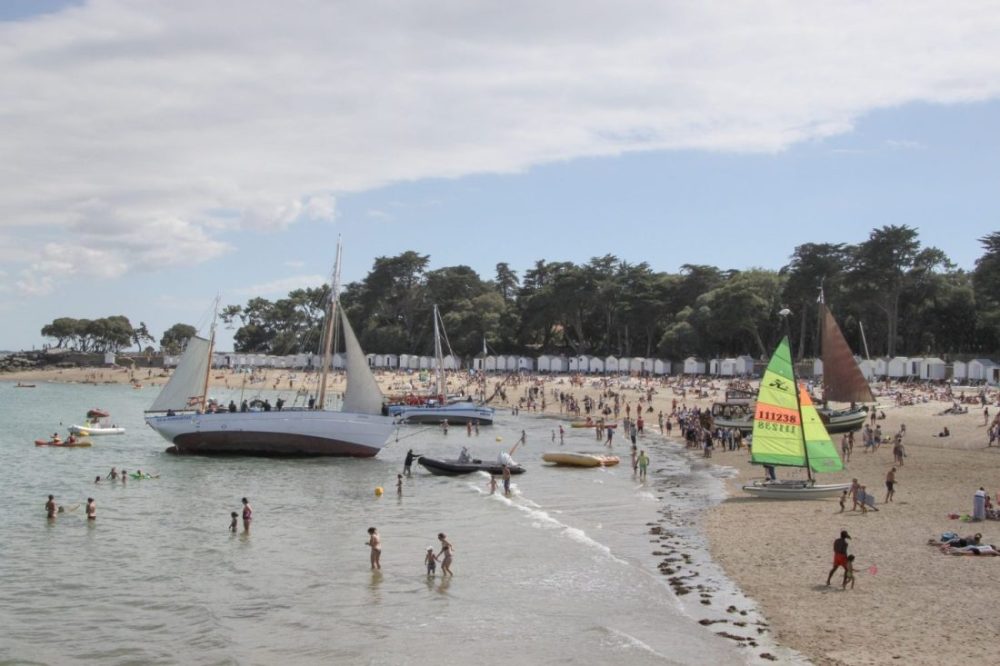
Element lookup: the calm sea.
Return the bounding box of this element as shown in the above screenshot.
[0,380,798,665]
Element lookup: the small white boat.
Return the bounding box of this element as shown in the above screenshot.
[69,423,126,436]
[741,479,850,499]
[542,451,620,468]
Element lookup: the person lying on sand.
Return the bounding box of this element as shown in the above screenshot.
[940,544,1000,556]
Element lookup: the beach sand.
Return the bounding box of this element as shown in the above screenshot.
[7,365,1000,663]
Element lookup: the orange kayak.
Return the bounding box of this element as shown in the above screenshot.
[34,439,92,448]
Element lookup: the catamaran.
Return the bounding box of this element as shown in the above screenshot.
[388,304,495,425]
[144,244,396,457]
[742,336,850,499]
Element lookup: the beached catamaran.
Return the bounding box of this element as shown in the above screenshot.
[742,337,850,499]
[144,244,396,457]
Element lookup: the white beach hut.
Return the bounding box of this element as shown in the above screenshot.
[887,357,909,379]
[708,359,721,376]
[385,354,399,369]
[952,360,968,382]
[642,358,656,374]
[332,352,346,369]
[968,359,998,382]
[812,359,824,378]
[568,356,582,372]
[629,357,644,373]
[519,356,535,371]
[683,357,706,375]
[919,357,946,380]
[605,356,620,373]
[720,358,739,376]
[548,356,565,372]
[504,355,519,371]
[590,357,605,373]
[873,358,889,378]
[654,359,670,376]
[366,353,376,368]
[443,354,460,370]
[537,355,552,373]
[484,355,497,372]
[735,355,754,376]
[906,358,923,377]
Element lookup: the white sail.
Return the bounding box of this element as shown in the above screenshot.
[148,336,211,412]
[340,308,384,415]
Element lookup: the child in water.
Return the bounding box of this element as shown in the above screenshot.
[488,475,498,495]
[396,474,403,496]
[229,511,238,532]
[425,547,437,576]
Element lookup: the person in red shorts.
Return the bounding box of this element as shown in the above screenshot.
[826,530,851,586]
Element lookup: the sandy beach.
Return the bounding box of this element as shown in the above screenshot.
[7,365,1000,664]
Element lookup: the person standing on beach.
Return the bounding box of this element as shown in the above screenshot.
[367,527,382,569]
[241,497,253,533]
[826,530,851,586]
[45,494,57,519]
[559,425,564,445]
[638,450,650,480]
[885,468,897,503]
[850,479,860,511]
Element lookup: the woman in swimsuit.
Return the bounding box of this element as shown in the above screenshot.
[367,527,381,570]
[241,497,253,533]
[437,532,454,576]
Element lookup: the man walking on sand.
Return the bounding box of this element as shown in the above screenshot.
[885,467,898,503]
[826,530,851,586]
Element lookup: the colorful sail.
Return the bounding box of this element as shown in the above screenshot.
[750,335,845,474]
[820,303,875,403]
[750,337,806,468]
[799,385,845,473]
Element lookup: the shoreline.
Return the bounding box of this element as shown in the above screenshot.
[7,368,1000,663]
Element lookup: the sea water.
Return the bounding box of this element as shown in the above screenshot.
[0,380,797,665]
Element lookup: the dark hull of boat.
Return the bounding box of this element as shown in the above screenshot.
[167,431,381,457]
[715,406,868,435]
[417,456,526,476]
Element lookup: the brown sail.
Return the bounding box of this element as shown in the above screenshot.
[821,303,875,404]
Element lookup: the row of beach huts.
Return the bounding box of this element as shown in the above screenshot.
[161,352,1000,384]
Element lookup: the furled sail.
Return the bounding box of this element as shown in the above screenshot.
[148,336,211,412]
[340,307,385,415]
[750,337,806,468]
[821,303,875,404]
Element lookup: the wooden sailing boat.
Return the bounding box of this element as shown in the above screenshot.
[816,301,874,433]
[144,242,396,457]
[742,336,850,499]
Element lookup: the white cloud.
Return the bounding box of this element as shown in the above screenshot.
[231,274,328,297]
[1,0,999,293]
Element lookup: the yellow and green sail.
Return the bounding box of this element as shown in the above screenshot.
[750,337,844,474]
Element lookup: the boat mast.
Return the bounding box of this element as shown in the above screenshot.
[433,304,444,399]
[199,295,220,413]
[317,237,343,410]
[781,308,813,481]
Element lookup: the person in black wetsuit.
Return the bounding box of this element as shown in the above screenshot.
[403,449,421,476]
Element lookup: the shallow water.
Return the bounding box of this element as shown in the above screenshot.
[0,380,793,665]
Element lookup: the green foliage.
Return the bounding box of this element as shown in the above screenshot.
[41,315,136,353]
[160,323,198,355]
[212,227,999,359]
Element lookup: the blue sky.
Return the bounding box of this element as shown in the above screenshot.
[1,1,998,351]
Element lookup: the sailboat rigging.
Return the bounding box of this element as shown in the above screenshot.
[144,241,396,457]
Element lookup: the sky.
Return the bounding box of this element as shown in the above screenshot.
[1,0,999,351]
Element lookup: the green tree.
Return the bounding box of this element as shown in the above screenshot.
[161,323,198,354]
[41,317,80,348]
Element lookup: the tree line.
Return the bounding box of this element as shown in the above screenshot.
[39,225,1000,361]
[40,317,197,355]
